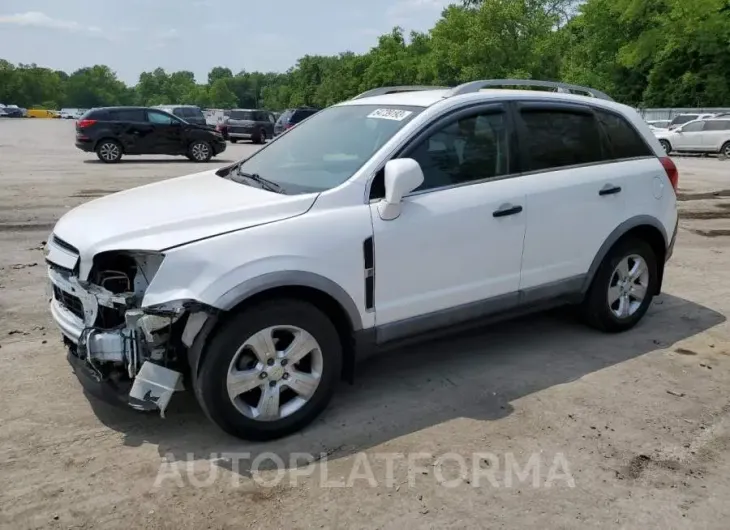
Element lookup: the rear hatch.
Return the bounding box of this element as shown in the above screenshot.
[227,110,257,134]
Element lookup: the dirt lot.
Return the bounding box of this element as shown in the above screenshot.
[1,119,730,529]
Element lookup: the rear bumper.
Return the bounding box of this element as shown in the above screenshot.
[666,217,678,262]
[228,132,253,139]
[75,139,94,152]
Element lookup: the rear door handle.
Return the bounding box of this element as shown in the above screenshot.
[599,184,622,196]
[493,203,523,218]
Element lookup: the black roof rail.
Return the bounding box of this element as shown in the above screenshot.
[352,86,449,100]
[445,79,614,101]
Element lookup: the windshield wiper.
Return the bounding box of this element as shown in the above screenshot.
[236,170,284,193]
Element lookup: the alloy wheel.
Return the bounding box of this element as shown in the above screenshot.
[191,142,210,161]
[226,326,323,421]
[607,254,649,319]
[99,142,120,161]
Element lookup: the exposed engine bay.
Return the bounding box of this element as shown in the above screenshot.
[48,246,211,416]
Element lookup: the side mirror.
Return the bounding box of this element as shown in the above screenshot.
[377,158,424,221]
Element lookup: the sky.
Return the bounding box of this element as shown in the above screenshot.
[0,0,453,85]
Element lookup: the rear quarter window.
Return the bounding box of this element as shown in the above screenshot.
[291,109,317,124]
[83,109,109,120]
[596,110,653,159]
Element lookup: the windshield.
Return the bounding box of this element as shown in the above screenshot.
[232,104,423,194]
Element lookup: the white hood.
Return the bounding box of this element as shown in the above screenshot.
[53,169,316,268]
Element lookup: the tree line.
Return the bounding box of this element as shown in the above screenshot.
[1,0,728,111]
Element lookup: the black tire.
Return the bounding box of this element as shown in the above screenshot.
[188,140,213,162]
[230,138,238,143]
[195,299,343,441]
[253,129,266,144]
[581,238,658,333]
[721,141,730,159]
[95,139,123,163]
[659,139,671,155]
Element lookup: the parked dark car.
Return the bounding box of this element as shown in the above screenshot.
[217,109,275,144]
[154,105,209,127]
[274,107,320,136]
[75,107,226,163]
[1,105,26,118]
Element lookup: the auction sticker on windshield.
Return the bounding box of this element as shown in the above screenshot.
[367,108,413,121]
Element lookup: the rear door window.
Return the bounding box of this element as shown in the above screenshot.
[517,106,606,172]
[110,109,146,121]
[704,120,730,131]
[147,110,176,124]
[291,109,317,124]
[596,110,652,159]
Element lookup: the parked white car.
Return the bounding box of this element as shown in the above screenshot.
[58,108,86,120]
[654,117,730,157]
[46,79,679,440]
[667,113,715,130]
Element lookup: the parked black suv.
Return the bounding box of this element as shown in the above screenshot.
[218,109,275,144]
[274,107,320,135]
[154,105,209,127]
[75,107,226,163]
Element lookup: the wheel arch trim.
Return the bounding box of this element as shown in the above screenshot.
[214,270,363,331]
[581,215,668,295]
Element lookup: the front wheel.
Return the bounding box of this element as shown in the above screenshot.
[581,238,658,332]
[230,138,238,143]
[188,140,212,162]
[195,299,343,440]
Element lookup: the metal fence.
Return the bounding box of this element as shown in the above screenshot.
[638,108,730,121]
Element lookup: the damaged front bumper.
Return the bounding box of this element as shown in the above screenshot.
[47,261,200,417]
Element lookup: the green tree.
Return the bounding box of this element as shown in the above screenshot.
[208,78,238,107]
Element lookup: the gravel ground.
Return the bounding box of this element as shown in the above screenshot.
[1,119,730,529]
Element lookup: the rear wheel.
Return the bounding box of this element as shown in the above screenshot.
[659,139,671,155]
[96,140,123,163]
[195,299,342,440]
[188,140,212,162]
[581,238,658,332]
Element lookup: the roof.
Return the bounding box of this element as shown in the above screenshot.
[339,88,627,112]
[155,104,201,108]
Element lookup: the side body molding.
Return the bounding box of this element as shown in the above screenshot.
[214,270,364,331]
[581,215,668,294]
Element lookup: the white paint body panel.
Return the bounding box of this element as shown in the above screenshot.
[52,169,317,278]
[369,179,526,325]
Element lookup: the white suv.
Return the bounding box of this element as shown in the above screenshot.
[654,117,730,158]
[46,79,679,440]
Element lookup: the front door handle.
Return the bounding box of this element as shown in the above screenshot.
[493,203,523,218]
[599,184,622,196]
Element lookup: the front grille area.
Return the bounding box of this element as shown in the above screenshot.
[53,285,85,320]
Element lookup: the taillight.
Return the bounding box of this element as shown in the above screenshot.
[659,156,679,191]
[285,123,294,130]
[76,119,96,128]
